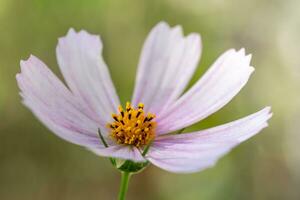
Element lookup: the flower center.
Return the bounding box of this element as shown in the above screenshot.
[107,102,156,147]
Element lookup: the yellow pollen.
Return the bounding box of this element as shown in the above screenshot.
[107,102,156,147]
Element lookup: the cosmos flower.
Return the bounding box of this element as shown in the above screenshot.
[16,22,272,173]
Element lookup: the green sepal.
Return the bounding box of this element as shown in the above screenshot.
[118,160,149,173]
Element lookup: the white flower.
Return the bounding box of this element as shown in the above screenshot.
[16,22,272,173]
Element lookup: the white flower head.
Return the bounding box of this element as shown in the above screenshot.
[16,22,272,173]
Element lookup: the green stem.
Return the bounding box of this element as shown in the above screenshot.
[118,172,131,200]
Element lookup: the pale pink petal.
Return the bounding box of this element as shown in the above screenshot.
[17,55,103,146]
[17,55,144,161]
[91,145,146,162]
[147,107,272,173]
[156,49,254,135]
[56,29,120,126]
[132,22,201,115]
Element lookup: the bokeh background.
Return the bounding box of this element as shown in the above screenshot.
[1,0,300,199]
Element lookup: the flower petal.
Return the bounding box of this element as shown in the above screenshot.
[16,55,103,146]
[56,29,120,126]
[156,49,254,135]
[132,22,201,115]
[147,107,272,173]
[17,56,143,161]
[91,145,146,162]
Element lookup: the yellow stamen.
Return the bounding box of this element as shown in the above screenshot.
[107,102,156,147]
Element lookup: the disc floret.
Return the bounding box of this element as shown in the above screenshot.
[108,102,156,147]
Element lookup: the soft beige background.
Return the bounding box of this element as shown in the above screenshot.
[1,0,299,199]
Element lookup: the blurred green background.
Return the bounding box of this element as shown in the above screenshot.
[1,0,299,199]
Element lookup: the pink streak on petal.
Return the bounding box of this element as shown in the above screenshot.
[56,28,120,126]
[147,107,272,173]
[156,49,254,135]
[17,55,142,161]
[16,55,104,146]
[132,22,201,116]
